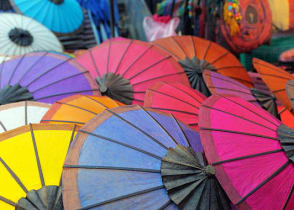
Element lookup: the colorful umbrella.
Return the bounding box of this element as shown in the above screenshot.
[0,101,50,133]
[75,39,190,105]
[0,13,63,56]
[199,94,294,209]
[10,0,84,35]
[248,72,271,95]
[221,0,272,53]
[144,82,206,130]
[0,52,100,105]
[203,70,279,118]
[279,106,294,129]
[152,35,253,96]
[0,123,77,210]
[62,105,231,209]
[41,95,122,126]
[253,58,294,113]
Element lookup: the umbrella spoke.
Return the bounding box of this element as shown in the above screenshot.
[63,165,161,173]
[0,196,16,207]
[113,40,133,75]
[283,183,294,209]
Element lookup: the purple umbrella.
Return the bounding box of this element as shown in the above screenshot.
[0,52,100,105]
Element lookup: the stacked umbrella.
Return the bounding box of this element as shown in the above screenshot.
[1,18,294,210]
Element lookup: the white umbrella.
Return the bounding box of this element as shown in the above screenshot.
[0,55,11,64]
[0,101,50,133]
[0,13,63,56]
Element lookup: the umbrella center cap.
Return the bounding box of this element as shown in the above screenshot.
[96,72,133,105]
[49,0,64,5]
[205,165,216,176]
[0,84,33,105]
[15,185,63,210]
[9,27,33,47]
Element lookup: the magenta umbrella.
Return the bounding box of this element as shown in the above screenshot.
[199,94,294,209]
[0,52,100,105]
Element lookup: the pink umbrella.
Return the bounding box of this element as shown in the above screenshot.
[144,82,206,130]
[199,94,294,209]
[75,39,190,105]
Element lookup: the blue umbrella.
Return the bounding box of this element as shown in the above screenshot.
[62,106,231,209]
[10,0,84,34]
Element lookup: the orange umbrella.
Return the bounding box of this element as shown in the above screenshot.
[152,35,253,96]
[253,58,294,113]
[41,95,123,126]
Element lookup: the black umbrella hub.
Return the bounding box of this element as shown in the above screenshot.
[161,145,230,209]
[9,28,33,47]
[179,57,216,97]
[96,72,133,105]
[16,185,63,210]
[0,84,33,105]
[278,125,294,162]
[49,0,64,5]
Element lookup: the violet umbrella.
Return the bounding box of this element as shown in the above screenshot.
[0,52,100,105]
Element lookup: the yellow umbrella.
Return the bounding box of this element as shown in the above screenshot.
[0,123,77,209]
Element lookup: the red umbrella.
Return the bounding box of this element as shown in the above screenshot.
[74,39,190,105]
[199,94,294,209]
[144,82,206,130]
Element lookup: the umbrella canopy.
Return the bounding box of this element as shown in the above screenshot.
[0,101,50,133]
[221,0,272,53]
[279,106,294,129]
[75,39,190,105]
[0,55,11,64]
[144,82,206,130]
[199,95,294,209]
[62,105,231,209]
[152,35,253,96]
[0,13,63,56]
[0,123,77,210]
[10,0,84,35]
[253,58,294,113]
[41,95,123,126]
[203,70,279,118]
[0,52,100,105]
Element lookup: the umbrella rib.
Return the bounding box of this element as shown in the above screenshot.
[200,127,279,141]
[105,109,169,150]
[34,89,99,101]
[113,40,133,75]
[147,107,198,116]
[63,165,160,173]
[148,89,201,109]
[206,73,249,90]
[216,65,245,71]
[258,72,293,81]
[169,114,192,147]
[163,82,205,103]
[272,88,285,94]
[0,196,16,207]
[283,183,294,209]
[207,86,255,97]
[8,55,25,85]
[18,52,49,84]
[236,161,291,205]
[79,129,162,160]
[141,107,179,145]
[55,101,98,115]
[0,157,28,193]
[89,48,102,78]
[29,124,45,186]
[212,149,283,165]
[0,121,7,132]
[31,71,88,93]
[132,72,186,87]
[171,36,186,56]
[203,42,212,60]
[25,101,28,125]
[158,200,173,210]
[82,95,108,108]
[79,186,165,210]
[152,43,181,60]
[221,95,280,127]
[254,62,293,75]
[210,51,229,65]
[120,45,153,78]
[106,39,112,74]
[41,119,85,125]
[26,57,73,88]
[69,125,77,146]
[191,36,197,57]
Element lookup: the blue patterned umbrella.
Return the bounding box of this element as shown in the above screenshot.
[62,105,231,209]
[10,0,84,34]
